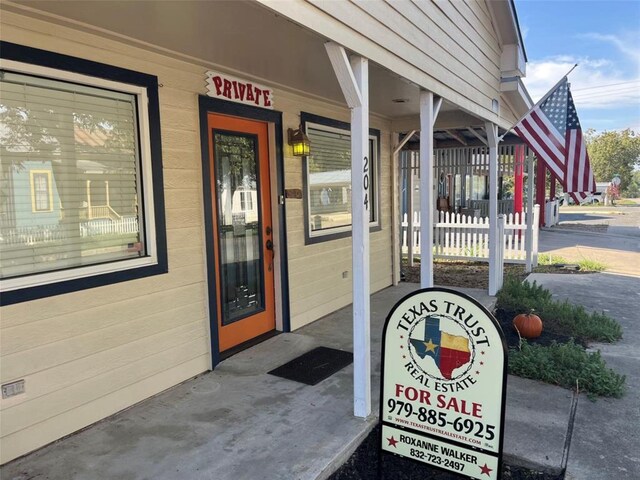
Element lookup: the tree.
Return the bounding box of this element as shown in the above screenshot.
[625,170,640,198]
[586,129,640,193]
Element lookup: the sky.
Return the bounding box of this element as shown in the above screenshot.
[515,0,640,133]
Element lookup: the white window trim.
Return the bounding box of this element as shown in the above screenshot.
[305,121,379,239]
[0,59,159,292]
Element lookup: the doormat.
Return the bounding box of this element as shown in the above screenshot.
[268,346,353,386]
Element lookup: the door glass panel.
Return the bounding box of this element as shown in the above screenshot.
[214,131,263,325]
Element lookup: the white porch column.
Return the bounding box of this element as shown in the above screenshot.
[408,156,415,267]
[393,132,416,284]
[485,122,499,295]
[392,133,401,284]
[325,42,370,418]
[525,154,535,272]
[419,91,441,288]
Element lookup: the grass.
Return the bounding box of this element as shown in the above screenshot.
[535,253,607,272]
[509,341,626,399]
[576,259,607,272]
[496,276,622,343]
[537,253,567,265]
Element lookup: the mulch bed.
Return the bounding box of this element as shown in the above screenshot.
[402,261,595,291]
[329,425,563,480]
[402,261,528,290]
[494,308,586,349]
[402,261,586,349]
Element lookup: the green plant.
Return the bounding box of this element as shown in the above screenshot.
[577,259,607,272]
[537,253,567,265]
[509,340,626,399]
[496,277,622,343]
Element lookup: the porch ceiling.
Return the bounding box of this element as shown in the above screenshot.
[6,0,465,123]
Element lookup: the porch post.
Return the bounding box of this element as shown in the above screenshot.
[525,154,535,272]
[325,42,370,418]
[536,158,546,227]
[485,122,499,296]
[514,145,524,215]
[392,133,401,285]
[419,91,441,288]
[394,132,416,281]
[408,156,415,267]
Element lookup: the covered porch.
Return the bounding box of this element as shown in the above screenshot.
[0,283,571,480]
[0,0,535,458]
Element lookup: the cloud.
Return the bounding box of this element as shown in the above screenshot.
[523,31,640,113]
[581,33,640,65]
[523,56,640,109]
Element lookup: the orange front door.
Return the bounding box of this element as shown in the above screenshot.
[207,113,275,352]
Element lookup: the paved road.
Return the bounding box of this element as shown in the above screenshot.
[557,203,640,237]
[540,203,640,276]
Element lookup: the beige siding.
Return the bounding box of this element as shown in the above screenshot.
[0,9,394,462]
[276,96,393,331]
[261,0,507,127]
[0,12,212,464]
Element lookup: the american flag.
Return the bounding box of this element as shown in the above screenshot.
[514,77,595,203]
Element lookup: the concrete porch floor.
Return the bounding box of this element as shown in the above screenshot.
[2,284,573,479]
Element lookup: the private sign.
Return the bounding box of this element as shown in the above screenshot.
[380,288,507,479]
[205,71,274,109]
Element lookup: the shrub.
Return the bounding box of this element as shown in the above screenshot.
[509,341,626,399]
[496,277,622,343]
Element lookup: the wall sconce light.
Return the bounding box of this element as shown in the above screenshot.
[288,125,310,157]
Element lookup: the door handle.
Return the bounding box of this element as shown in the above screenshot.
[265,239,275,272]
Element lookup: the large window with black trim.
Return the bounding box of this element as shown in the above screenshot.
[302,112,380,244]
[0,43,167,304]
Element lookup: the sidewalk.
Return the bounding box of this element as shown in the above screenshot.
[1,283,575,480]
[528,273,640,480]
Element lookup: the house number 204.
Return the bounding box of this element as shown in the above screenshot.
[363,156,369,210]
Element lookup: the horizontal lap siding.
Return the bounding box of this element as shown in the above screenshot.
[0,12,211,464]
[282,100,393,330]
[0,9,395,462]
[302,0,501,119]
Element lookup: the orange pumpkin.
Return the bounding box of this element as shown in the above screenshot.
[513,311,543,339]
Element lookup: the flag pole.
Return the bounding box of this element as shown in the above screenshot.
[497,63,578,142]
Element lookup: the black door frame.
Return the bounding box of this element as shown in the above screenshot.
[198,96,290,368]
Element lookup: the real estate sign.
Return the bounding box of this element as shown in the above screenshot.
[380,288,507,479]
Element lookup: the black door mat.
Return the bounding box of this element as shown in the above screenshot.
[268,346,353,386]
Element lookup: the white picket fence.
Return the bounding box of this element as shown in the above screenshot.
[80,216,139,237]
[402,208,539,265]
[1,217,139,246]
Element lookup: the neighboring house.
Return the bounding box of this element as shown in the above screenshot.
[5,160,61,229]
[0,0,530,463]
